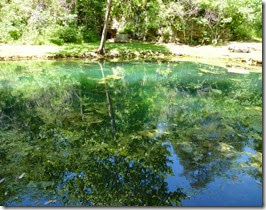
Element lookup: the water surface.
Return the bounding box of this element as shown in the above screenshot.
[0,61,262,206]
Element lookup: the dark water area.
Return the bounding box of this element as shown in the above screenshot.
[0,61,262,206]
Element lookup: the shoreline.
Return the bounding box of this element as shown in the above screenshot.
[0,42,262,71]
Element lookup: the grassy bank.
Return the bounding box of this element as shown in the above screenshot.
[0,42,168,59]
[54,42,169,57]
[0,41,262,72]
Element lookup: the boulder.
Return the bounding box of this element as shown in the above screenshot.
[115,34,129,43]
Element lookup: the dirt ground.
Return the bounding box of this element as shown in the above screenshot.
[0,44,59,58]
[165,42,262,65]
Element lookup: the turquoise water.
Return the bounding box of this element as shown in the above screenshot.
[0,61,262,206]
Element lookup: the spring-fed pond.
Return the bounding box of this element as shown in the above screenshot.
[0,61,262,206]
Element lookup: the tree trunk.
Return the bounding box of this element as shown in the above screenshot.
[99,63,116,134]
[98,0,112,55]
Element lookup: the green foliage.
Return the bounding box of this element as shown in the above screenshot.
[112,0,262,44]
[76,0,105,42]
[80,28,100,42]
[50,26,83,45]
[0,0,262,45]
[0,0,104,44]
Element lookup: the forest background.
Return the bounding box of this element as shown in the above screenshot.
[0,0,262,46]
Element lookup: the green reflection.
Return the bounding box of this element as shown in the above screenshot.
[0,61,262,206]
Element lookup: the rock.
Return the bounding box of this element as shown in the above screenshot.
[115,34,129,43]
[84,52,98,58]
[106,38,115,43]
[109,49,119,57]
[228,45,252,53]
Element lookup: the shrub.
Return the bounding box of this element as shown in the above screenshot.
[80,27,99,42]
[49,26,83,45]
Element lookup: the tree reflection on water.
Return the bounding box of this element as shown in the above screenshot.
[0,61,262,206]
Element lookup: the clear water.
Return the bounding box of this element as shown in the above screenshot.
[0,61,262,206]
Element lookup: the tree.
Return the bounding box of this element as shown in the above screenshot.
[98,0,112,55]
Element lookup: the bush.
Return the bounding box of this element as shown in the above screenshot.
[50,37,64,45]
[112,0,262,45]
[9,29,21,40]
[49,26,83,45]
[80,28,99,42]
[59,27,82,43]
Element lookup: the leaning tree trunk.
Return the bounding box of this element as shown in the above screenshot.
[98,0,112,55]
